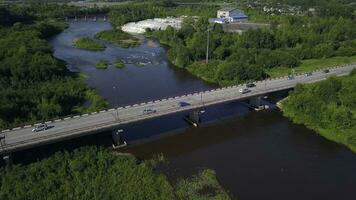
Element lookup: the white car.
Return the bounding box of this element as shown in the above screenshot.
[32,123,48,132]
[239,88,250,94]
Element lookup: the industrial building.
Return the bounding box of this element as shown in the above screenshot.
[216,7,248,23]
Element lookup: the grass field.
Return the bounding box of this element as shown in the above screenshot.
[73,37,106,51]
[96,60,109,69]
[95,30,140,48]
[267,56,356,78]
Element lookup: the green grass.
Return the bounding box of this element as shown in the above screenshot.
[175,169,232,200]
[268,56,356,78]
[114,60,125,68]
[95,29,140,48]
[96,60,109,69]
[73,37,106,51]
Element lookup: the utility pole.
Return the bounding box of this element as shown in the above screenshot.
[205,27,210,65]
[113,86,119,121]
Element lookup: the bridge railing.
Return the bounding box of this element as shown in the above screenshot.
[1,64,355,133]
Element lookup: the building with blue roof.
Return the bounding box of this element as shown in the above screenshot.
[217,7,248,23]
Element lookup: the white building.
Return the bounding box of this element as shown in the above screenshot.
[121,17,183,34]
[217,7,248,22]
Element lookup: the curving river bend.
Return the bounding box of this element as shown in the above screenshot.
[21,21,356,200]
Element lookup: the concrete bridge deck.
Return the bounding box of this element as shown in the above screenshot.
[0,64,355,154]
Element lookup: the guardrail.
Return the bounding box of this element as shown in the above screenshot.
[1,64,355,133]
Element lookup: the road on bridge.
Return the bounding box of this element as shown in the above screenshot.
[0,64,355,154]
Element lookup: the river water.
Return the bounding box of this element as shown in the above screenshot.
[38,21,356,199]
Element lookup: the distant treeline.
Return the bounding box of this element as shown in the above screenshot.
[142,2,356,85]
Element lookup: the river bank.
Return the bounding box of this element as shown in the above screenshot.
[0,147,231,200]
[280,72,356,153]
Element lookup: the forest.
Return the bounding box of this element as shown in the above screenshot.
[281,71,356,152]
[0,4,108,129]
[0,147,231,200]
[102,1,356,86]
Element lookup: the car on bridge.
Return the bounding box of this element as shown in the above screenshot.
[304,72,313,77]
[323,69,330,73]
[143,108,156,115]
[177,101,191,107]
[287,75,294,80]
[246,83,256,88]
[239,88,251,94]
[32,123,48,132]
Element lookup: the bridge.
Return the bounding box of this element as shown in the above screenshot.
[0,65,355,156]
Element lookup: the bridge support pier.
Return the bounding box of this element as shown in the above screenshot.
[248,96,268,111]
[184,110,202,127]
[3,154,12,169]
[112,129,127,149]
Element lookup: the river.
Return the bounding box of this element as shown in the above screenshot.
[15,21,356,200]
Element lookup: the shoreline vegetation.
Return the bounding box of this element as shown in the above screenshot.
[96,60,109,69]
[73,37,106,51]
[114,60,125,68]
[0,4,109,130]
[281,71,356,152]
[0,147,232,200]
[95,29,140,48]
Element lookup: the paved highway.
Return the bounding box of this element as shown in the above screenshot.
[0,65,355,154]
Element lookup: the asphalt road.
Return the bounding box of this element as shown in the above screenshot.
[0,64,355,154]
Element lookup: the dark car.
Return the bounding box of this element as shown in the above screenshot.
[143,108,156,114]
[177,101,191,107]
[246,83,256,88]
[323,69,330,73]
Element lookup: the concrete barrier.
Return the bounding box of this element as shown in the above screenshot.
[108,109,115,112]
[45,121,52,124]
[99,110,106,113]
[64,117,71,120]
[1,129,10,133]
[73,115,80,118]
[13,127,21,130]
[24,125,32,128]
[54,119,62,122]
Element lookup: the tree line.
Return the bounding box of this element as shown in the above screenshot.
[282,71,356,152]
[0,146,231,200]
[0,4,107,129]
[133,1,356,85]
